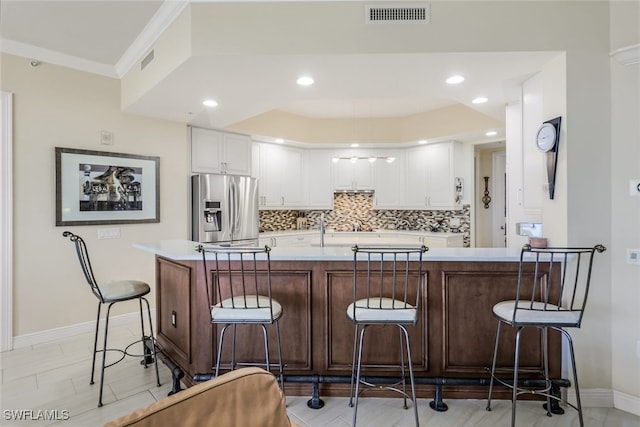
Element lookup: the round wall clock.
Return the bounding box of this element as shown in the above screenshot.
[536,122,557,152]
[537,116,562,199]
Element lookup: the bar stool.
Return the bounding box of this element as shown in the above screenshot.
[197,244,284,390]
[348,245,428,427]
[486,244,606,427]
[62,231,160,407]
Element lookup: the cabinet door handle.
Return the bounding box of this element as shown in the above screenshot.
[281,196,284,205]
[171,310,177,328]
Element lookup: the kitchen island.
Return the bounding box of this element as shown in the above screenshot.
[135,240,563,410]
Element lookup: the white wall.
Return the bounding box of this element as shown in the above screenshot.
[1,54,188,336]
[609,0,640,405]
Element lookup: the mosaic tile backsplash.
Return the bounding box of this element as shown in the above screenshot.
[259,193,471,247]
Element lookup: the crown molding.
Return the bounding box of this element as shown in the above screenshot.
[115,0,190,78]
[610,43,640,66]
[0,0,189,79]
[0,38,117,78]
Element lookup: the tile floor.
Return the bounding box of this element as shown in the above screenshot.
[1,321,638,426]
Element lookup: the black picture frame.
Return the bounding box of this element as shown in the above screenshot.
[55,147,160,226]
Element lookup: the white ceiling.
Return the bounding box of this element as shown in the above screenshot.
[0,0,559,144]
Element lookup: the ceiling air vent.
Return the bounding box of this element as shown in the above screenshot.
[366,3,430,24]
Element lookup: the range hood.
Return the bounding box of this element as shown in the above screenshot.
[334,189,375,194]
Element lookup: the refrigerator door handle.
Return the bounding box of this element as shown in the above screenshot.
[229,179,236,239]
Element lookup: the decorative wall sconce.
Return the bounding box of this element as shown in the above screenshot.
[482,176,492,209]
[332,156,396,164]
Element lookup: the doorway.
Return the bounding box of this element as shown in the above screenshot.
[491,151,507,248]
[474,143,506,248]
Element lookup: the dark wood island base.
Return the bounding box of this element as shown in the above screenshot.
[147,246,563,411]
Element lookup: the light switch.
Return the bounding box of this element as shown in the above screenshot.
[97,227,120,239]
[100,130,113,145]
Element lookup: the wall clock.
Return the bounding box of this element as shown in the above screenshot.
[536,122,557,152]
[536,117,561,199]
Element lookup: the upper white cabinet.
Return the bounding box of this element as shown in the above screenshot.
[305,149,334,209]
[373,149,403,209]
[190,135,469,211]
[404,141,462,210]
[190,127,252,175]
[333,149,375,190]
[404,144,432,208]
[257,143,305,208]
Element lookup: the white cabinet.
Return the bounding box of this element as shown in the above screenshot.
[259,232,315,247]
[305,149,334,209]
[404,142,462,210]
[258,143,304,208]
[421,233,464,248]
[373,150,403,209]
[333,150,374,190]
[246,140,467,211]
[273,233,314,247]
[404,145,432,208]
[190,127,252,175]
[393,231,464,248]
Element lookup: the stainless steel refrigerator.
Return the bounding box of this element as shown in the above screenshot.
[191,174,259,245]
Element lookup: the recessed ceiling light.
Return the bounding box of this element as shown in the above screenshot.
[351,143,360,148]
[296,76,314,86]
[202,99,218,107]
[446,75,464,84]
[274,138,284,143]
[418,140,428,145]
[485,131,498,136]
[472,97,488,104]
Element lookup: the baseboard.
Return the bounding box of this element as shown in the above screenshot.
[11,309,156,349]
[613,390,640,417]
[567,388,640,416]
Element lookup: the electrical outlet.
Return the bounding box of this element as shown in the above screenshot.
[630,179,640,196]
[627,249,640,265]
[97,227,120,239]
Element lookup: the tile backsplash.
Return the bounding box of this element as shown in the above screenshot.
[259,193,470,246]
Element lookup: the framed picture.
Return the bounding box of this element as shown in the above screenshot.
[55,147,160,226]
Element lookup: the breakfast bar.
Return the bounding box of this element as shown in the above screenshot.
[135,240,564,410]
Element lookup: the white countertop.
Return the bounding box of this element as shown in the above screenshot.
[260,230,462,238]
[260,230,464,248]
[133,239,522,262]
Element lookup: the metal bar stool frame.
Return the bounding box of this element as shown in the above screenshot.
[62,231,160,407]
[486,243,606,427]
[198,244,284,391]
[348,245,428,427]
